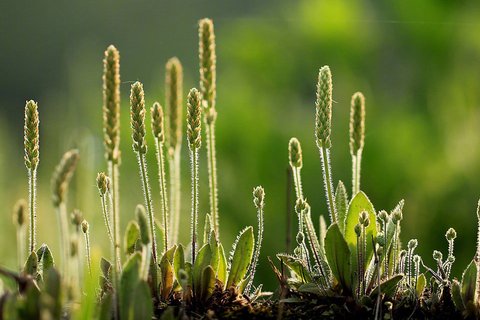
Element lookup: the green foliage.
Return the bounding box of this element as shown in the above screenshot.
[226,227,255,289]
[324,223,351,291]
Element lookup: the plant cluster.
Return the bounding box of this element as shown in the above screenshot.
[1,17,480,320]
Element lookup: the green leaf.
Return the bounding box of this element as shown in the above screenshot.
[461,259,477,304]
[451,279,465,311]
[209,230,220,275]
[193,244,212,295]
[200,266,216,302]
[43,268,62,319]
[226,227,255,288]
[100,257,112,279]
[132,281,153,320]
[334,181,348,234]
[416,273,426,297]
[124,221,140,255]
[173,245,186,288]
[324,223,351,291]
[154,219,165,253]
[98,293,113,320]
[119,252,142,320]
[298,283,322,295]
[344,191,377,288]
[217,244,228,286]
[24,251,38,276]
[276,253,312,283]
[160,254,174,301]
[369,274,403,299]
[36,244,55,275]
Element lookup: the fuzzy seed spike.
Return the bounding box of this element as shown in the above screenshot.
[288,138,303,169]
[199,18,216,111]
[130,81,147,154]
[187,88,202,150]
[165,57,183,151]
[349,92,366,155]
[24,100,40,170]
[151,102,165,143]
[51,149,80,207]
[315,66,332,149]
[102,45,121,163]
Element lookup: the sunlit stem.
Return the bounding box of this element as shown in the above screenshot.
[100,194,114,247]
[28,169,37,252]
[351,150,363,196]
[319,146,336,224]
[168,148,181,244]
[136,153,157,263]
[108,162,121,271]
[190,148,200,264]
[155,138,169,253]
[83,230,92,276]
[205,121,219,237]
[244,202,264,295]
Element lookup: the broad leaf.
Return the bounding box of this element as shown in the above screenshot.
[36,244,55,275]
[344,191,377,288]
[193,244,212,294]
[132,281,153,320]
[119,252,142,319]
[24,251,38,276]
[124,221,140,255]
[159,256,174,301]
[276,253,312,283]
[226,227,255,288]
[173,245,186,288]
[217,244,228,286]
[451,279,465,311]
[200,266,216,302]
[369,274,403,299]
[416,273,426,297]
[461,259,477,304]
[209,230,220,275]
[324,223,351,291]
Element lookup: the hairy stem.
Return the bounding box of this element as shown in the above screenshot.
[108,162,121,271]
[155,138,169,252]
[352,151,362,196]
[56,202,70,281]
[245,203,264,295]
[206,122,219,236]
[100,194,114,246]
[190,149,200,264]
[319,147,336,224]
[137,153,157,264]
[28,169,37,252]
[168,149,181,244]
[83,231,92,276]
[16,227,25,270]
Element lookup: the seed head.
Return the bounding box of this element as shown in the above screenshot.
[96,172,110,196]
[433,250,443,261]
[399,250,407,258]
[288,138,303,168]
[376,232,386,246]
[354,223,361,237]
[13,199,27,227]
[377,210,389,223]
[151,102,165,143]
[349,92,365,155]
[359,210,369,226]
[376,246,384,257]
[448,255,455,263]
[253,186,265,209]
[391,209,403,224]
[51,149,80,207]
[82,220,89,234]
[295,198,307,214]
[199,18,216,112]
[136,204,150,245]
[296,232,304,244]
[130,82,147,154]
[102,45,121,163]
[413,254,421,264]
[407,239,418,250]
[165,57,183,152]
[315,66,333,149]
[186,88,202,150]
[24,100,40,170]
[445,228,457,241]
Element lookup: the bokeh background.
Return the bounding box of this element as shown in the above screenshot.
[1,0,480,290]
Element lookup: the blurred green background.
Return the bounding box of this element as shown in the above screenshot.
[1,0,480,290]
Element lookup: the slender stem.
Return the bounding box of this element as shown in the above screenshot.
[108,162,121,271]
[356,151,362,194]
[83,231,92,276]
[351,155,357,196]
[168,153,176,243]
[292,167,303,200]
[28,169,37,252]
[190,149,199,264]
[244,205,264,295]
[155,139,169,252]
[205,122,219,236]
[137,153,157,263]
[286,167,292,253]
[319,147,336,224]
[100,195,114,246]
